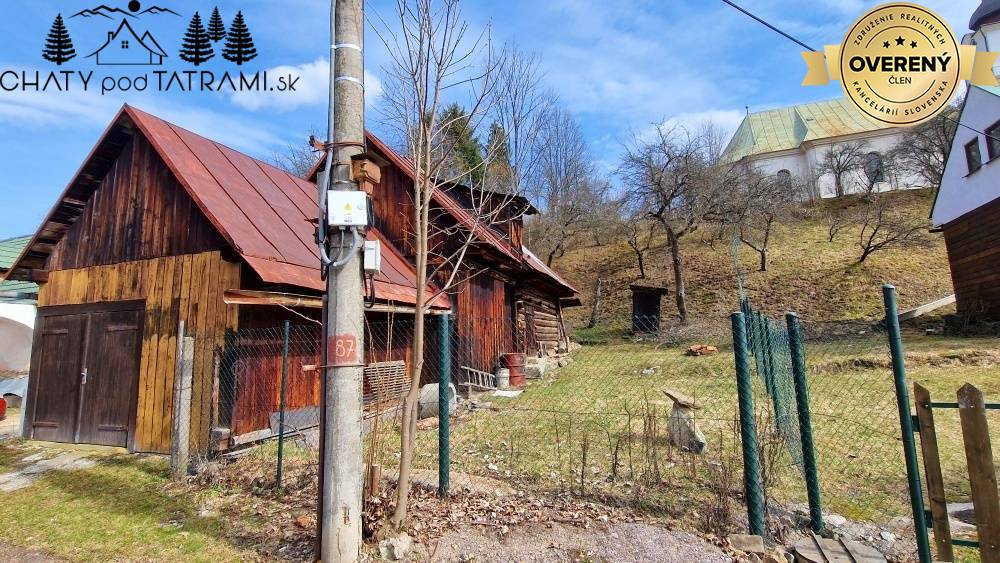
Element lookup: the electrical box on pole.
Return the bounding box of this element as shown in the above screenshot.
[363,239,381,274]
[326,191,369,227]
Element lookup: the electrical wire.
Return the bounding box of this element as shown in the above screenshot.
[719,0,816,52]
[719,0,1000,147]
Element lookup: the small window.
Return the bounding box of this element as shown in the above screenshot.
[966,139,983,175]
[121,40,129,49]
[864,152,885,183]
[986,120,1000,160]
[776,169,792,188]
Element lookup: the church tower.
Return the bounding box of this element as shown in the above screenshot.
[964,1,1000,74]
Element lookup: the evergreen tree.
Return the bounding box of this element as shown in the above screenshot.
[439,103,484,184]
[207,7,227,42]
[484,122,514,192]
[42,14,76,66]
[179,11,214,66]
[222,11,258,65]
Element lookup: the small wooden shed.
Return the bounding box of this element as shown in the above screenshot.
[630,284,669,333]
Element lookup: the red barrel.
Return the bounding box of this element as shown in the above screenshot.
[502,353,527,388]
[0,396,6,421]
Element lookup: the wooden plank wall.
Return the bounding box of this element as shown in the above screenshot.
[369,157,416,256]
[47,134,226,271]
[226,308,415,438]
[454,273,513,372]
[943,196,1000,318]
[37,251,240,453]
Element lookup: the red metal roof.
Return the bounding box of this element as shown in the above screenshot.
[521,245,578,295]
[361,133,523,263]
[6,105,448,310]
[302,134,580,300]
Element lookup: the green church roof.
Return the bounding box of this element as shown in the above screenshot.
[721,97,891,163]
[0,236,37,301]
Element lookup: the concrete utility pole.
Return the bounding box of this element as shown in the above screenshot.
[317,0,365,561]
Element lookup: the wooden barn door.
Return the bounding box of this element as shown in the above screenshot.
[27,302,144,448]
[27,314,88,443]
[76,309,144,447]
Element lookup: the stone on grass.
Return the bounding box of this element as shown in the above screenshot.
[663,389,707,454]
[762,547,788,563]
[729,534,766,554]
[379,532,412,561]
[825,513,848,528]
[417,383,457,419]
[523,357,550,379]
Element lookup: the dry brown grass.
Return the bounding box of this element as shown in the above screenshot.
[554,189,950,331]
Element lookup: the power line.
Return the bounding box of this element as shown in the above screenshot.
[719,0,817,52]
[718,1,1000,146]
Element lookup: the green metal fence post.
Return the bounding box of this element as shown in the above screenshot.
[276,320,290,488]
[785,312,823,532]
[438,314,451,497]
[884,284,932,563]
[732,312,766,536]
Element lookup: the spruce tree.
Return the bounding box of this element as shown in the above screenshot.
[179,12,214,66]
[207,7,226,42]
[42,14,76,66]
[485,122,514,192]
[222,11,258,65]
[439,103,484,185]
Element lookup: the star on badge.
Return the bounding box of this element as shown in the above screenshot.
[910,40,917,48]
[895,36,906,46]
[883,40,890,48]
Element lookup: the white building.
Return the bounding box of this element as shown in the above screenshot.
[720,97,926,199]
[0,236,36,373]
[931,1,1000,320]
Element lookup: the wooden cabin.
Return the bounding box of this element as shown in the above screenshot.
[4,105,578,454]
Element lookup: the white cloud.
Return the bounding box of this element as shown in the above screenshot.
[0,73,289,156]
[0,83,120,126]
[135,99,288,156]
[230,58,384,112]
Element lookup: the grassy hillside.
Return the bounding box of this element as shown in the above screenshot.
[553,189,952,333]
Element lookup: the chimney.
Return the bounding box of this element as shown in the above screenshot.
[108,31,114,41]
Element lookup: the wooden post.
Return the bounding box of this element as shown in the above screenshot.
[170,326,194,479]
[913,383,954,561]
[958,383,1000,563]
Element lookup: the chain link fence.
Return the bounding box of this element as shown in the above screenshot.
[169,292,997,560]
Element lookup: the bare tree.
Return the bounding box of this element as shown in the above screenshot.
[823,208,849,242]
[891,103,960,189]
[524,104,609,265]
[619,124,719,324]
[617,205,656,278]
[816,140,868,198]
[586,278,605,328]
[270,133,321,177]
[375,0,544,529]
[856,194,930,263]
[727,168,798,271]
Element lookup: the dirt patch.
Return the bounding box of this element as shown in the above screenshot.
[411,521,733,562]
[0,543,63,562]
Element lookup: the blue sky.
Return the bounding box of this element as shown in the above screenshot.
[0,0,979,239]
